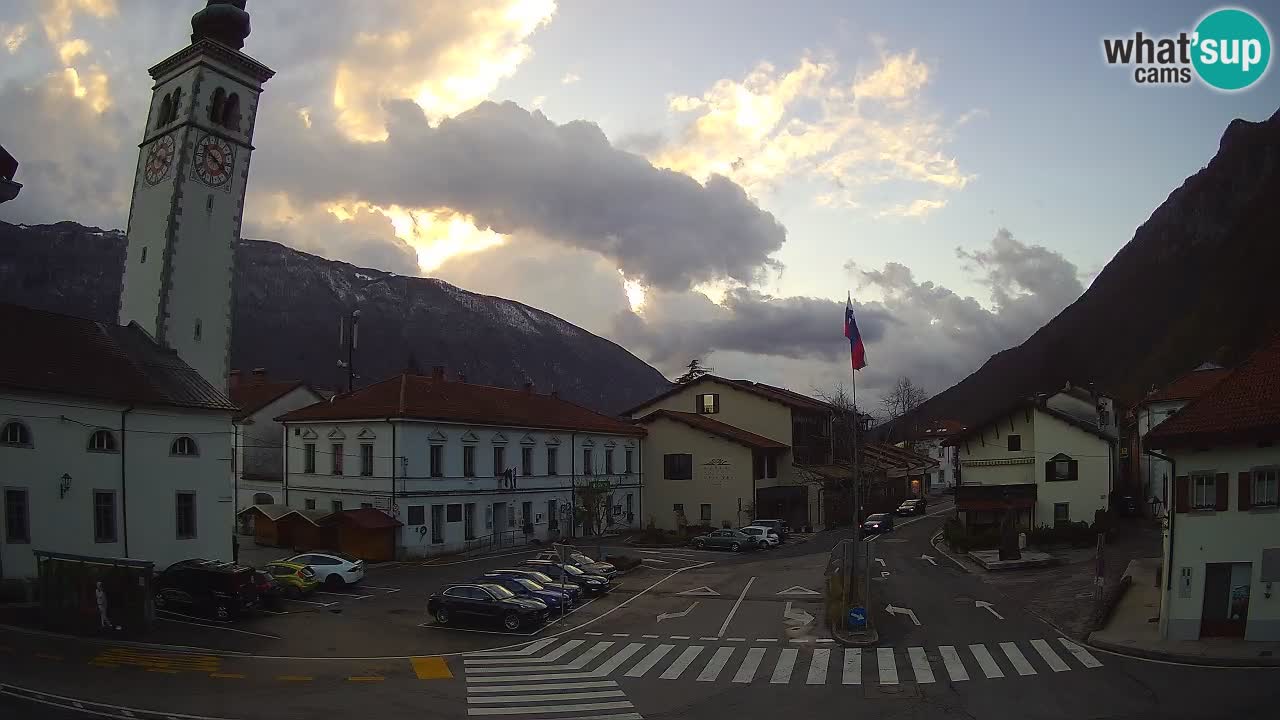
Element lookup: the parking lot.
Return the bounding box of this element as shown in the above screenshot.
[137,544,721,658]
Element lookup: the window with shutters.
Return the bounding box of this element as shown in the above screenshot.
[303,443,316,473]
[430,445,444,477]
[547,447,559,476]
[1252,468,1279,507]
[1045,453,1076,482]
[463,445,476,477]
[696,393,720,414]
[522,447,534,476]
[360,443,374,476]
[1191,473,1216,510]
[175,493,197,539]
[624,449,633,474]
[331,443,344,475]
[5,488,29,543]
[663,453,693,480]
[604,449,613,475]
[583,448,593,476]
[700,503,712,521]
[1007,434,1021,452]
[493,446,505,477]
[94,491,116,543]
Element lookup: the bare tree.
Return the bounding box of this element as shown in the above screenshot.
[814,384,865,462]
[674,358,713,384]
[880,376,930,422]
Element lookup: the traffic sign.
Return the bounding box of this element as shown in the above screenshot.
[848,606,867,630]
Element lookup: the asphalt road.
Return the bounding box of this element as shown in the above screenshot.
[3,501,1278,720]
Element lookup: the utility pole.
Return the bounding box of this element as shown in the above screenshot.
[337,309,361,392]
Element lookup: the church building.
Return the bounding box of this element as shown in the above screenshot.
[0,1,272,584]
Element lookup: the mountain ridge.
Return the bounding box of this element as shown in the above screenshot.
[0,221,672,414]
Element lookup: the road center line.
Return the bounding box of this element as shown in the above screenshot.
[717,576,756,638]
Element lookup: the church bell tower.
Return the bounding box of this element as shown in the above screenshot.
[118,0,273,394]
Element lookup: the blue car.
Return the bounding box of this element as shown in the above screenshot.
[486,569,582,604]
[476,573,572,612]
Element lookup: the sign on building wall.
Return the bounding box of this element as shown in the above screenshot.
[701,458,733,488]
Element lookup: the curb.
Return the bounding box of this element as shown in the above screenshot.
[830,626,880,648]
[1086,633,1280,668]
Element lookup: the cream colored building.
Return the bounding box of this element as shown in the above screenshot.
[949,387,1116,530]
[626,376,836,531]
[1149,338,1280,641]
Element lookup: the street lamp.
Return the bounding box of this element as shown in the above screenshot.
[59,473,72,499]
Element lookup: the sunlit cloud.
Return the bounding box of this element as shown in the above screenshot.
[620,271,647,313]
[61,65,111,113]
[331,0,557,142]
[561,72,580,84]
[2,23,28,54]
[40,0,117,43]
[649,50,973,215]
[876,198,948,219]
[58,38,91,65]
[327,202,508,272]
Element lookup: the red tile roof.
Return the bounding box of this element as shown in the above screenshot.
[1140,365,1231,404]
[1148,335,1280,449]
[862,442,940,470]
[623,375,832,415]
[635,409,787,450]
[278,373,645,436]
[0,303,235,411]
[230,380,312,419]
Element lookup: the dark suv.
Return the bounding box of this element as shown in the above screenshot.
[154,559,259,621]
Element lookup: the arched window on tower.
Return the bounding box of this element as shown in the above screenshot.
[208,87,226,125]
[167,87,183,124]
[155,94,172,130]
[221,92,242,132]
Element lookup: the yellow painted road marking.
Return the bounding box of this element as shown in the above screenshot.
[411,656,453,680]
[210,673,246,679]
[95,648,219,673]
[277,675,314,682]
[36,653,63,661]
[347,676,385,682]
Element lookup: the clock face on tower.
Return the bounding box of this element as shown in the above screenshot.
[192,134,235,189]
[143,134,175,186]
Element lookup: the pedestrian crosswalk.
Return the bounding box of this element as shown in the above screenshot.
[462,636,1103,698]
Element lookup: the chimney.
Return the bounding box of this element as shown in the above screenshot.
[251,368,267,384]
[431,365,445,381]
[229,369,242,390]
[524,382,534,394]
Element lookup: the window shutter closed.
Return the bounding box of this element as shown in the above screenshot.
[1239,472,1251,511]
[1044,460,1052,481]
[1069,459,1079,482]
[1174,475,1189,513]
[1215,472,1229,511]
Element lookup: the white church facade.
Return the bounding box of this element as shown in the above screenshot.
[1,2,271,584]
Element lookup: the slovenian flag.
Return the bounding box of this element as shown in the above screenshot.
[844,293,867,371]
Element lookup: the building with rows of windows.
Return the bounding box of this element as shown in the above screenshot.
[0,304,237,583]
[275,367,645,557]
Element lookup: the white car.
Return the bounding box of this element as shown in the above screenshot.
[739,526,780,549]
[286,551,365,588]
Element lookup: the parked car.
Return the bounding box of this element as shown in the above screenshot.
[284,551,365,588]
[896,498,927,516]
[750,519,790,541]
[521,560,611,594]
[262,560,320,598]
[428,582,548,631]
[486,569,582,604]
[690,528,759,552]
[738,526,780,549]
[477,573,571,612]
[533,548,617,578]
[153,559,259,621]
[862,513,894,533]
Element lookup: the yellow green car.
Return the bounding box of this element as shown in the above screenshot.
[263,561,320,597]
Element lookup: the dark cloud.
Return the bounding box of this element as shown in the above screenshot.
[258,100,787,292]
[615,229,1084,400]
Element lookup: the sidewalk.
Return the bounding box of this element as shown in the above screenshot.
[1088,558,1280,667]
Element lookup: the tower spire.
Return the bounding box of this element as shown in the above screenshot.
[191,0,251,50]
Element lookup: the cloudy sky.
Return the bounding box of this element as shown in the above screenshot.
[1,0,1277,406]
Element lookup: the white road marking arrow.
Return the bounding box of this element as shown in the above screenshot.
[920,554,937,566]
[875,558,886,567]
[885,604,921,626]
[657,601,699,622]
[776,586,821,596]
[975,601,1004,620]
[676,586,720,596]
[880,571,891,578]
[783,601,814,626]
